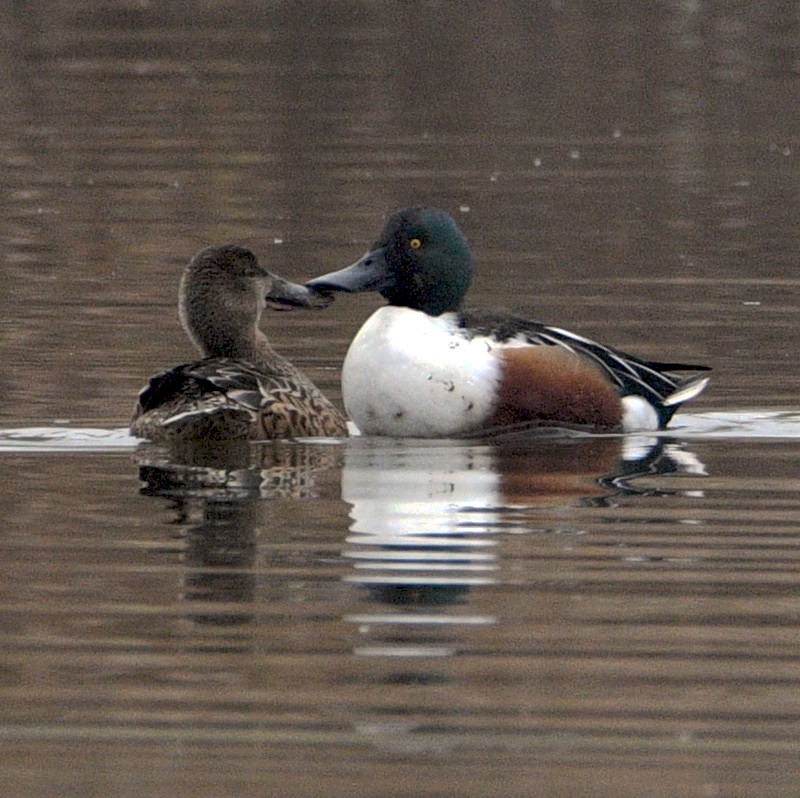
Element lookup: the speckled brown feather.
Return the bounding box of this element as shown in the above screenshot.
[130,357,347,441]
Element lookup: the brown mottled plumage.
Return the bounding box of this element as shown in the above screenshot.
[130,245,348,442]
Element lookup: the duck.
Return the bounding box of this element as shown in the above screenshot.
[130,244,348,442]
[306,206,710,438]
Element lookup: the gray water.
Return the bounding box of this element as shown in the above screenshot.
[3,3,800,797]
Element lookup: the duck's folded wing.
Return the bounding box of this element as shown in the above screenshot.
[132,358,287,428]
[458,308,710,409]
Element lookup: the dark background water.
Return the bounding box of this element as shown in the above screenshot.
[3,1,800,425]
[2,3,800,797]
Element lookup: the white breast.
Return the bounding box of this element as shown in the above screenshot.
[341,307,499,437]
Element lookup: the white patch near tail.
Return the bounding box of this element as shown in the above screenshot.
[622,374,711,432]
[621,395,660,432]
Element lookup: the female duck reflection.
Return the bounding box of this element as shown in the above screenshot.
[340,435,706,657]
[137,437,345,634]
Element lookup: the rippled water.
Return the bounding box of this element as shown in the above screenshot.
[3,2,800,797]
[2,418,800,796]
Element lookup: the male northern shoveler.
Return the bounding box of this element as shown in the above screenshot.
[130,244,348,442]
[307,207,710,438]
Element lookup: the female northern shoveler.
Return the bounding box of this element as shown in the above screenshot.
[131,244,348,442]
[307,207,710,438]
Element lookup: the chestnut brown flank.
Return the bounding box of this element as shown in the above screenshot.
[491,346,623,430]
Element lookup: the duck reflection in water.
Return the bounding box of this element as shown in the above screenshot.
[340,432,707,663]
[136,441,344,634]
[134,425,705,660]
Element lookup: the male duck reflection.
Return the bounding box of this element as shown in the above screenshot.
[307,207,710,437]
[131,245,348,442]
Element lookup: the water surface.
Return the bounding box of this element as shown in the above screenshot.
[2,3,800,797]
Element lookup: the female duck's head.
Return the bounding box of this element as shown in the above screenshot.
[179,244,329,360]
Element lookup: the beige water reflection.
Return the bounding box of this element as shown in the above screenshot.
[3,2,800,796]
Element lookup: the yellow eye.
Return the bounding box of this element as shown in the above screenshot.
[409,238,422,250]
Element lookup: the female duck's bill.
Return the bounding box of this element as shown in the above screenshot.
[307,206,710,438]
[130,244,348,443]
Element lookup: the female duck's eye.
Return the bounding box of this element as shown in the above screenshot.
[409,238,422,250]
